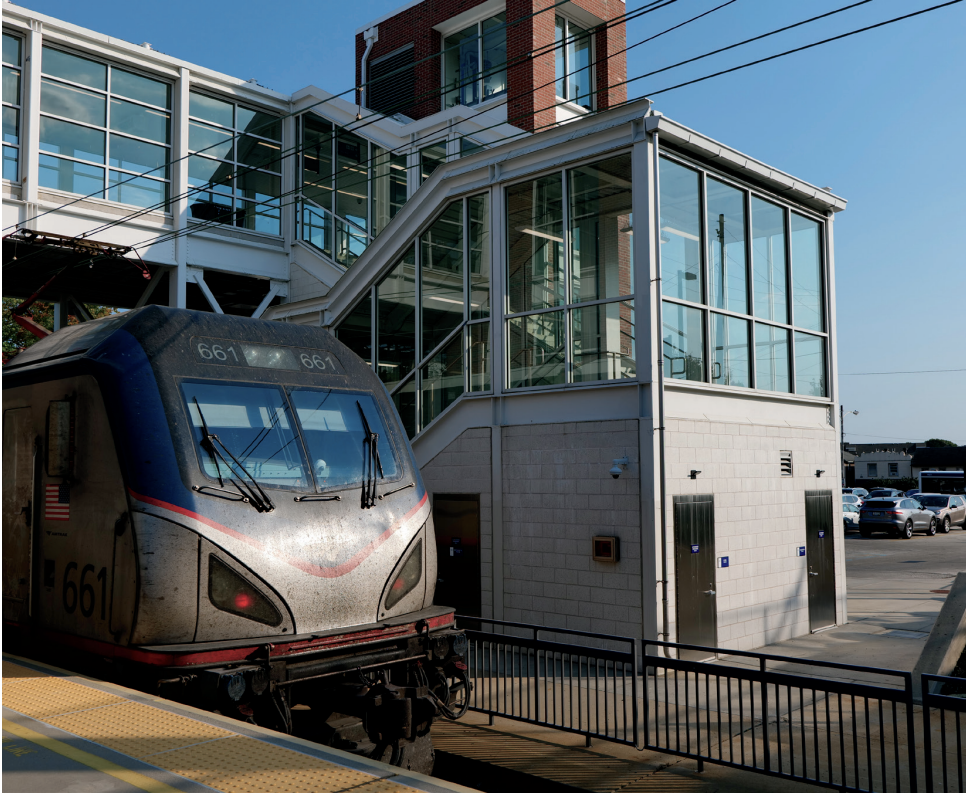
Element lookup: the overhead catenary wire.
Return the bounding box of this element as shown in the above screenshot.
[841,368,966,375]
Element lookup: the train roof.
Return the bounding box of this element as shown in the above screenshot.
[4,306,340,374]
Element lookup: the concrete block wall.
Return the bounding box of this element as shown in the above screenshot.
[663,415,843,651]
[419,427,495,616]
[501,419,642,637]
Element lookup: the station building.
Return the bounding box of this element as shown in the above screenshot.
[2,0,847,652]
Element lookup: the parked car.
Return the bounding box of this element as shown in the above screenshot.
[914,493,966,533]
[843,493,864,508]
[843,487,869,499]
[867,488,904,499]
[905,488,921,497]
[858,498,937,538]
[843,500,861,531]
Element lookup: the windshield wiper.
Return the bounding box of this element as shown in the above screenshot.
[378,482,415,501]
[193,398,275,513]
[357,401,383,509]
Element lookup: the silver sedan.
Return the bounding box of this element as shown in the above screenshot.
[858,497,938,539]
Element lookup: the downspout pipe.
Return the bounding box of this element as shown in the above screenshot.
[358,26,378,120]
[651,129,673,659]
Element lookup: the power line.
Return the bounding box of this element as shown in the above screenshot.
[841,368,966,375]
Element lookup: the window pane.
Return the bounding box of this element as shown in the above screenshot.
[183,382,308,488]
[710,313,749,388]
[237,135,281,172]
[567,23,593,109]
[189,120,233,160]
[336,131,368,229]
[662,301,704,381]
[508,311,565,388]
[469,321,490,392]
[460,137,484,157]
[237,106,281,141]
[555,17,566,97]
[41,79,105,126]
[38,154,103,196]
[110,98,170,144]
[377,247,417,388]
[754,324,790,392]
[791,213,824,331]
[371,146,407,237]
[443,25,479,108]
[392,376,417,439]
[188,154,233,195]
[3,66,20,105]
[188,195,233,224]
[573,301,635,383]
[109,133,167,175]
[302,115,333,210]
[3,34,22,67]
[659,157,702,303]
[236,199,280,235]
[707,177,747,314]
[467,194,491,319]
[482,13,507,100]
[190,91,233,128]
[421,201,464,355]
[237,170,280,202]
[109,171,167,209]
[507,175,564,314]
[334,291,372,367]
[420,142,446,183]
[569,154,633,303]
[751,197,787,323]
[794,331,826,397]
[421,332,464,428]
[39,116,104,162]
[42,48,106,90]
[3,105,19,144]
[3,144,18,181]
[111,68,170,108]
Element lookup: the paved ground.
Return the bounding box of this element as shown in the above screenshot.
[430,527,966,792]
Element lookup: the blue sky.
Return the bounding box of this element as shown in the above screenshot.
[21,0,966,445]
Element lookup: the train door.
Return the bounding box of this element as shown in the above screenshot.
[673,494,717,660]
[432,494,481,619]
[3,407,35,623]
[805,490,836,631]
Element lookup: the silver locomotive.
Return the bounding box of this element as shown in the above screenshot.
[2,306,467,772]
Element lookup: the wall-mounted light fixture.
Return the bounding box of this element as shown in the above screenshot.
[816,469,825,477]
[690,470,701,479]
[609,457,629,479]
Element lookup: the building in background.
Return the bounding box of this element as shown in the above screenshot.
[2,0,848,651]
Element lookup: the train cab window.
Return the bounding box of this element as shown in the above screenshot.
[289,390,399,491]
[182,381,309,489]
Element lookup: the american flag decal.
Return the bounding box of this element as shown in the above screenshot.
[45,483,70,521]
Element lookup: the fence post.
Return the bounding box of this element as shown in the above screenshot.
[633,640,641,750]
[921,675,933,794]
[907,672,919,793]
[760,658,771,773]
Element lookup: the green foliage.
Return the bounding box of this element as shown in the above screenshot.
[3,297,117,355]
[924,438,956,448]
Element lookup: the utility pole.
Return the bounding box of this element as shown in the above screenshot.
[841,406,858,486]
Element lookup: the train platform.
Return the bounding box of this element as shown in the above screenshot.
[2,653,473,794]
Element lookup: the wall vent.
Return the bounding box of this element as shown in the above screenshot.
[780,451,793,476]
[367,44,415,117]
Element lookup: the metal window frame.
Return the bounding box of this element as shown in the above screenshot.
[439,14,508,113]
[554,15,596,111]
[2,30,25,182]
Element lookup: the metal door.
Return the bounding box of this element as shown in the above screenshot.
[804,490,836,631]
[3,408,35,623]
[432,494,482,621]
[673,494,717,660]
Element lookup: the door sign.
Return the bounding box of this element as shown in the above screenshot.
[691,544,700,553]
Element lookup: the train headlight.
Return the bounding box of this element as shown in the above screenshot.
[208,556,282,626]
[385,539,423,610]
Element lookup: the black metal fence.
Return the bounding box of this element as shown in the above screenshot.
[922,673,965,793]
[457,618,964,793]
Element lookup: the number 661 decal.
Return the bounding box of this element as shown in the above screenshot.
[62,562,107,619]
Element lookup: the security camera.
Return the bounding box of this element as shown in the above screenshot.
[610,457,629,479]
[610,464,623,479]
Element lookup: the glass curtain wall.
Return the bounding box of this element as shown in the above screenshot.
[187,91,281,234]
[2,32,22,181]
[335,195,491,438]
[38,46,171,208]
[506,153,635,389]
[554,17,594,110]
[443,13,507,109]
[659,152,828,397]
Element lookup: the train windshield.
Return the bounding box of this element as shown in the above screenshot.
[184,382,310,489]
[290,389,399,490]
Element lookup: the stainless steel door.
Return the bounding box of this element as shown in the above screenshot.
[432,494,482,621]
[673,494,717,660]
[805,490,836,631]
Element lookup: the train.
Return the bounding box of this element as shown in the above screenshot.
[2,306,467,773]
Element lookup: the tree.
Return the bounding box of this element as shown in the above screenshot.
[3,297,117,355]
[924,438,956,448]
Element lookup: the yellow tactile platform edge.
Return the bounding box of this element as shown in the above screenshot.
[3,660,422,793]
